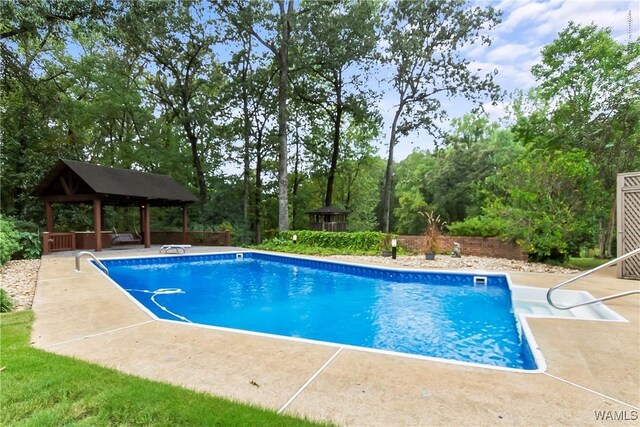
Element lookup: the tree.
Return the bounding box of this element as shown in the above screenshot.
[392,151,435,235]
[429,114,524,222]
[227,48,278,243]
[530,23,640,256]
[379,0,502,232]
[481,149,605,260]
[0,0,127,220]
[220,0,296,231]
[293,0,380,207]
[115,0,226,204]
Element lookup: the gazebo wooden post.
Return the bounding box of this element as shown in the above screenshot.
[93,199,102,252]
[45,202,53,233]
[139,205,144,241]
[143,202,151,248]
[182,205,188,244]
[100,204,106,233]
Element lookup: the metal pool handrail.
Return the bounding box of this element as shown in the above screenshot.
[546,247,640,310]
[75,251,109,276]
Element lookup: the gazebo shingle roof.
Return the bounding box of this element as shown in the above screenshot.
[35,159,198,205]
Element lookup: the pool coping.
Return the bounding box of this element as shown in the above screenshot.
[31,247,640,425]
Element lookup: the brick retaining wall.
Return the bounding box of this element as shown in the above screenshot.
[396,235,528,261]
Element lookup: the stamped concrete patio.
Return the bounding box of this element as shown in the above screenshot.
[32,247,639,426]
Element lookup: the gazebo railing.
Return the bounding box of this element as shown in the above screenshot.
[42,232,76,254]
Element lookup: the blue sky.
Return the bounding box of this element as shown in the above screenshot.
[381,0,640,161]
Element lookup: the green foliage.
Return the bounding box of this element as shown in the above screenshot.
[564,257,612,271]
[528,23,640,256]
[13,230,41,260]
[431,116,526,222]
[447,216,508,237]
[9,218,41,259]
[392,116,525,233]
[393,151,433,234]
[0,311,325,426]
[481,149,604,261]
[0,216,41,262]
[0,216,21,266]
[218,221,253,246]
[262,229,280,241]
[0,289,14,313]
[266,231,389,253]
[379,0,502,231]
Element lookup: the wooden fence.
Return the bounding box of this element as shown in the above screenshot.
[617,172,640,279]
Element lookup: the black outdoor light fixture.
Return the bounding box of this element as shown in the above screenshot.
[392,238,397,260]
[293,234,298,244]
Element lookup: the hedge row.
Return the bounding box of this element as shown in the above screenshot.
[278,230,391,252]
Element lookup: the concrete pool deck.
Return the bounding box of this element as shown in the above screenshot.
[32,247,639,425]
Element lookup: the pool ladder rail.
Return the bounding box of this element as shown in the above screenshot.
[546,247,640,310]
[75,251,109,276]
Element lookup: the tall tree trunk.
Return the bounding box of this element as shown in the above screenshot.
[183,120,207,203]
[241,41,251,225]
[292,133,302,227]
[276,0,293,231]
[606,200,616,258]
[381,105,403,233]
[254,134,263,244]
[324,75,342,208]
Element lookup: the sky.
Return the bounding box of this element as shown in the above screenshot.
[380,0,640,161]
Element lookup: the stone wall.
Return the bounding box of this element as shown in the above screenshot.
[396,235,528,261]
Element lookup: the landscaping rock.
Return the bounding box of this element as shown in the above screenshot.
[326,254,579,274]
[0,259,40,310]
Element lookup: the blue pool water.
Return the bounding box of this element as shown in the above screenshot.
[102,252,537,370]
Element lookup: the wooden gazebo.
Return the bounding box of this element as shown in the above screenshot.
[35,159,198,252]
[306,206,350,232]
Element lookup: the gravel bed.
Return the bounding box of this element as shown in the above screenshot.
[0,259,40,310]
[326,254,579,274]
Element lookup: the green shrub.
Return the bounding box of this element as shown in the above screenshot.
[253,231,396,255]
[0,289,14,312]
[447,216,508,237]
[0,216,21,266]
[0,216,41,262]
[262,229,280,241]
[216,221,253,246]
[278,230,388,252]
[14,229,41,260]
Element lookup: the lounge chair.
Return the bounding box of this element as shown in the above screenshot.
[159,245,191,254]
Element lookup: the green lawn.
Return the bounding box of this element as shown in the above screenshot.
[565,257,612,270]
[0,311,327,426]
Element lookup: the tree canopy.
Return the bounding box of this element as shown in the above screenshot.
[1,2,637,258]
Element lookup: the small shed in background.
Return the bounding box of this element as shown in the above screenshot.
[306,206,350,232]
[617,172,640,279]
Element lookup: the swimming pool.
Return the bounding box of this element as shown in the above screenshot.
[101,252,539,371]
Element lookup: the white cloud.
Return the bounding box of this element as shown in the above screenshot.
[486,43,533,62]
[481,100,511,122]
[496,2,549,33]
